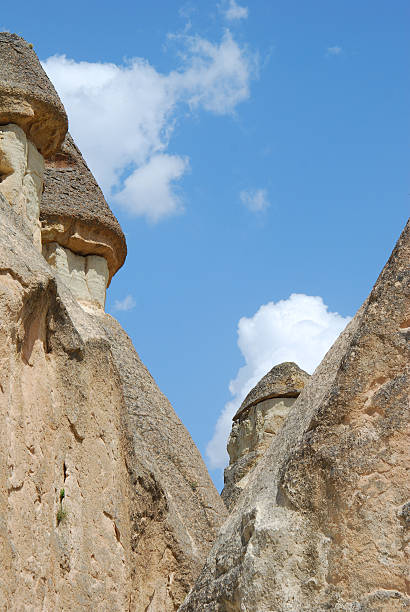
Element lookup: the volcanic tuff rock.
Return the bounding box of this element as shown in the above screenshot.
[222,362,310,510]
[0,34,227,611]
[180,220,410,611]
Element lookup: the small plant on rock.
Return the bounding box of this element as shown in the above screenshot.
[56,488,67,526]
[56,507,67,526]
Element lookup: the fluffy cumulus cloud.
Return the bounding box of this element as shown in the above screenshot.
[113,294,136,312]
[221,0,249,21]
[42,30,256,222]
[240,188,270,212]
[206,293,351,469]
[115,154,189,222]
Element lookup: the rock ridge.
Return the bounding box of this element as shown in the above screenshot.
[180,219,409,611]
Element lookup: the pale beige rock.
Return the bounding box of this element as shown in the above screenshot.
[222,363,310,510]
[0,123,43,249]
[23,139,44,248]
[180,220,410,611]
[42,242,109,309]
[0,194,227,611]
[223,397,297,509]
[86,255,110,308]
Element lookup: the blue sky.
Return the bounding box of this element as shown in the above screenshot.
[3,1,408,487]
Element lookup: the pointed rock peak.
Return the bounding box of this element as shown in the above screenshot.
[234,361,310,420]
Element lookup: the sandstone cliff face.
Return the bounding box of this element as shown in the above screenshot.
[222,363,309,510]
[180,220,409,611]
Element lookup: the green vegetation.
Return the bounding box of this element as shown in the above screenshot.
[56,507,67,526]
[56,488,67,525]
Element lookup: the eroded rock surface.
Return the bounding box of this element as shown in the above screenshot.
[0,123,44,248]
[0,191,227,611]
[222,363,310,510]
[180,220,410,611]
[42,242,109,309]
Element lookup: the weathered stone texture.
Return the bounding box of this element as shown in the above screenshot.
[100,314,228,610]
[0,32,67,157]
[180,220,410,611]
[0,194,227,611]
[222,363,310,510]
[42,242,109,309]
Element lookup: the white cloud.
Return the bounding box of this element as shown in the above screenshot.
[327,45,342,56]
[206,293,351,469]
[221,0,249,21]
[113,294,136,311]
[115,154,189,222]
[42,31,256,222]
[240,188,270,212]
[169,32,255,114]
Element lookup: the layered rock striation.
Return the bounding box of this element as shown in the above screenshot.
[181,221,410,610]
[222,362,310,510]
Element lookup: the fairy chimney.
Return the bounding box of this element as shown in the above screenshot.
[222,361,310,509]
[0,34,228,611]
[41,134,127,309]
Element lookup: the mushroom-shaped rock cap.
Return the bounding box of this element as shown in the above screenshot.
[234,361,310,421]
[40,133,127,284]
[0,33,68,157]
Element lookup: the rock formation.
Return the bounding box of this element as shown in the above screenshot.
[0,33,227,611]
[180,220,409,610]
[222,362,310,510]
[41,133,127,309]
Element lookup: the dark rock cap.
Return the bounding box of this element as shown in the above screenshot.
[40,133,127,283]
[234,362,310,421]
[0,33,68,156]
